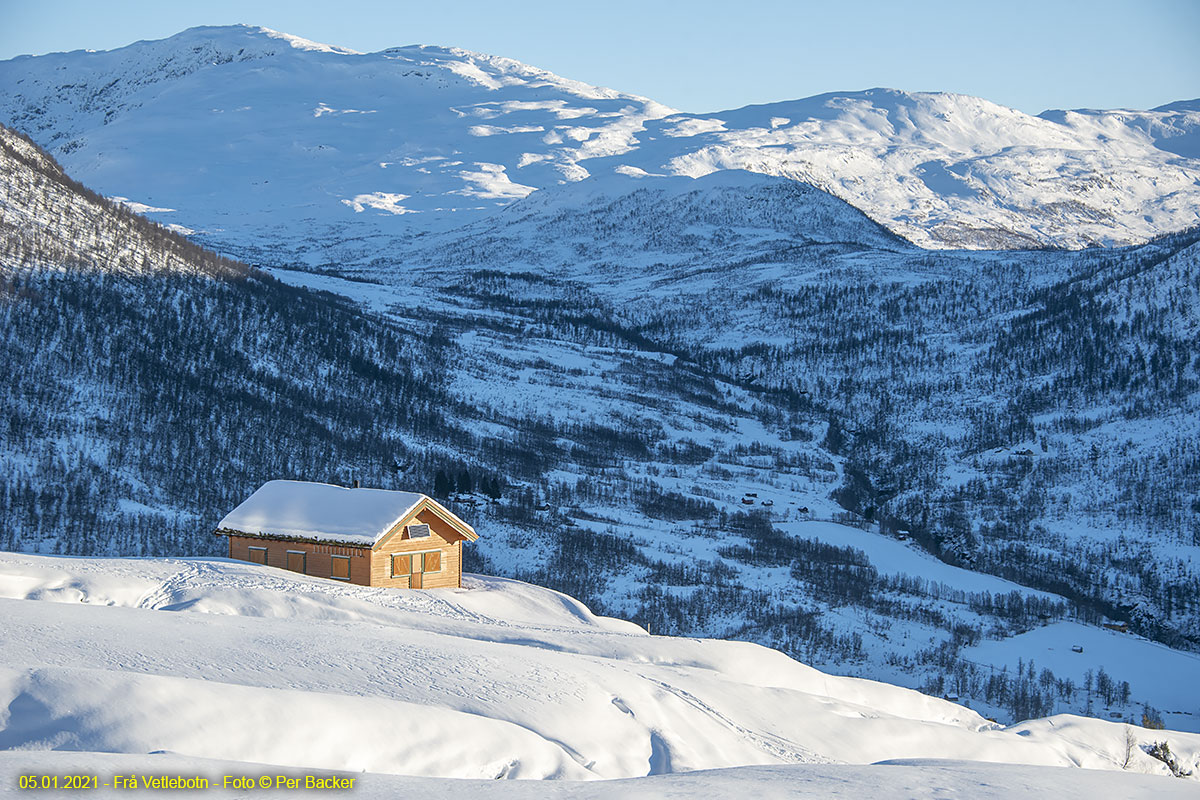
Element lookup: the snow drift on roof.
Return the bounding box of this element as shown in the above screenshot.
[217,480,428,546]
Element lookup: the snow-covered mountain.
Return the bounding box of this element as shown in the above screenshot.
[1,24,1199,252]
[1,551,1197,795]
[0,25,673,254]
[631,90,1200,249]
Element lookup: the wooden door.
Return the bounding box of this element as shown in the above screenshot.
[286,550,305,573]
[248,547,267,565]
[411,553,424,589]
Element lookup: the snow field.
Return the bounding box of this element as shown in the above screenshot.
[783,521,1057,599]
[0,552,1197,788]
[965,621,1200,730]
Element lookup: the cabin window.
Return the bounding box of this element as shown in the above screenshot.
[248,546,267,565]
[286,550,306,573]
[331,555,350,581]
[423,550,442,573]
[407,523,431,540]
[392,554,411,577]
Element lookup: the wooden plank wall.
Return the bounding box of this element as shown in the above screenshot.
[371,508,464,588]
[227,534,372,586]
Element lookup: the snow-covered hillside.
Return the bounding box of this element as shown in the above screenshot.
[1,552,1197,796]
[0,123,244,277]
[1,24,1198,252]
[403,169,913,285]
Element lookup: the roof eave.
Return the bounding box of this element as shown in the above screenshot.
[421,497,478,541]
[213,527,374,549]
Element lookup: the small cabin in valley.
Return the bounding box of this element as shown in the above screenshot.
[215,480,478,588]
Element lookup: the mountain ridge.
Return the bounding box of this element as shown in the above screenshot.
[2,24,1198,253]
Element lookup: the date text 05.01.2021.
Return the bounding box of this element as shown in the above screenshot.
[18,776,98,790]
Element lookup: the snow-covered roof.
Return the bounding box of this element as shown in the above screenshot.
[216,480,475,546]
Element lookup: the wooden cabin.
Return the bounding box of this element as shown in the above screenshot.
[215,480,478,588]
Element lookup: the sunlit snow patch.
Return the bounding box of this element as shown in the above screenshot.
[110,197,175,214]
[454,163,537,199]
[442,60,504,90]
[661,117,728,137]
[341,192,417,215]
[517,152,552,168]
[485,100,601,120]
[614,165,664,178]
[313,103,378,117]
[257,26,362,55]
[468,124,546,136]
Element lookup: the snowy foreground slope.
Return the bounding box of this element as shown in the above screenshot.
[0,754,1193,800]
[1,24,1198,251]
[0,553,1196,797]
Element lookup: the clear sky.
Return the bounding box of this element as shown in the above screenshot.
[2,0,1198,115]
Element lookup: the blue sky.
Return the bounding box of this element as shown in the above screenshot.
[3,0,1197,114]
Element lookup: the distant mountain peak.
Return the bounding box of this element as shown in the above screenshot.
[1152,98,1200,113]
[252,25,362,55]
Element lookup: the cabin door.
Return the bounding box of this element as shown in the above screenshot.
[410,557,424,589]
